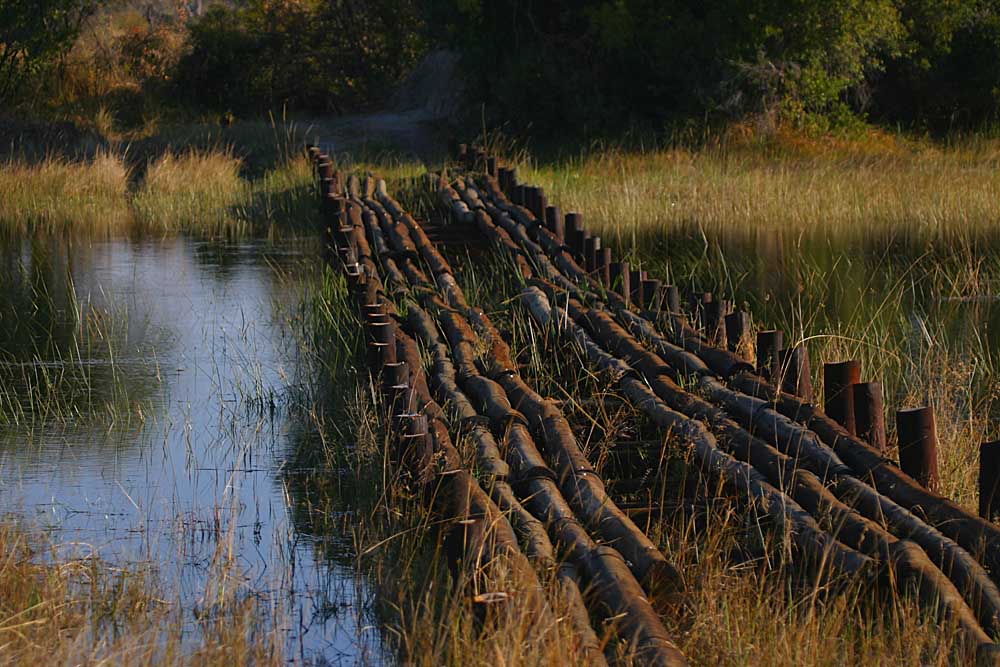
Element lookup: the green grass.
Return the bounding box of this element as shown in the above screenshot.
[514,127,1000,511]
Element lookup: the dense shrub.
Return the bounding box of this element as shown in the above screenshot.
[429,0,1000,134]
[0,0,96,106]
[173,0,427,115]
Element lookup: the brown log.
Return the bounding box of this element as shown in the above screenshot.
[853,382,886,453]
[981,441,1000,522]
[779,346,814,402]
[724,311,752,359]
[729,373,1000,589]
[897,407,940,492]
[757,329,785,382]
[824,360,861,435]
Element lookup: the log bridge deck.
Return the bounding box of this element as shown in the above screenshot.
[308,144,1000,666]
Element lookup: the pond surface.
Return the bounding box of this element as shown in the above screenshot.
[0,233,388,666]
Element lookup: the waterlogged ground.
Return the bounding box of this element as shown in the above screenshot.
[0,233,389,665]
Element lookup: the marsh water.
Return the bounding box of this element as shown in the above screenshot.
[0,233,388,665]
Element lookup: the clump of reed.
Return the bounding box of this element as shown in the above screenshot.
[523,131,1000,245]
[132,149,249,233]
[0,151,131,234]
[0,517,284,666]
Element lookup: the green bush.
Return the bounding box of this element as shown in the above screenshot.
[173,0,427,115]
[431,0,1000,134]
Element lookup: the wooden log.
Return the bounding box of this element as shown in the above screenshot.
[663,285,681,314]
[824,360,861,435]
[642,279,663,311]
[610,262,630,305]
[981,441,1000,522]
[756,330,783,381]
[544,205,564,243]
[729,373,1000,589]
[703,298,731,348]
[724,311,752,359]
[779,346,814,402]
[853,382,886,453]
[584,235,601,273]
[897,406,939,491]
[688,292,712,329]
[522,282,1000,645]
[596,247,612,287]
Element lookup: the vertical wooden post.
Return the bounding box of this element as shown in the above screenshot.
[663,285,681,313]
[596,248,612,287]
[565,213,585,254]
[979,441,1000,521]
[486,156,497,177]
[757,330,783,380]
[853,382,886,453]
[642,279,663,311]
[724,311,752,358]
[629,269,644,306]
[536,189,548,221]
[584,235,601,272]
[545,205,564,243]
[514,185,526,207]
[574,228,591,259]
[610,262,630,305]
[824,360,861,434]
[779,346,813,402]
[688,292,712,329]
[896,407,939,491]
[508,167,519,191]
[704,299,731,347]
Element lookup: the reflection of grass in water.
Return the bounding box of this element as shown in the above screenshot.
[0,517,285,666]
[518,142,1000,512]
[0,271,163,428]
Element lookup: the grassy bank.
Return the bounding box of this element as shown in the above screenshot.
[0,117,429,238]
[514,128,1000,510]
[0,149,313,237]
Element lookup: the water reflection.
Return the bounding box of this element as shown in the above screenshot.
[0,232,390,665]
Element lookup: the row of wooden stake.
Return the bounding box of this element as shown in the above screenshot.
[456,142,1000,522]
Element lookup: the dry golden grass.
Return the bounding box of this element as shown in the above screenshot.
[0,151,131,234]
[509,128,1000,515]
[0,519,283,667]
[523,128,1000,244]
[132,149,249,232]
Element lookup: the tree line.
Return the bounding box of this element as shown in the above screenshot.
[4,0,1000,135]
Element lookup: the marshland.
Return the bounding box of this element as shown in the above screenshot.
[4,2,1000,666]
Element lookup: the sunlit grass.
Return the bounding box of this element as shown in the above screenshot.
[524,138,1000,246]
[0,151,131,234]
[132,149,249,232]
[511,128,1000,512]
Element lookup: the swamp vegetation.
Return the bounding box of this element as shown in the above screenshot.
[1,122,1000,665]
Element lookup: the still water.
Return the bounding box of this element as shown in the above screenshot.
[0,233,388,665]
